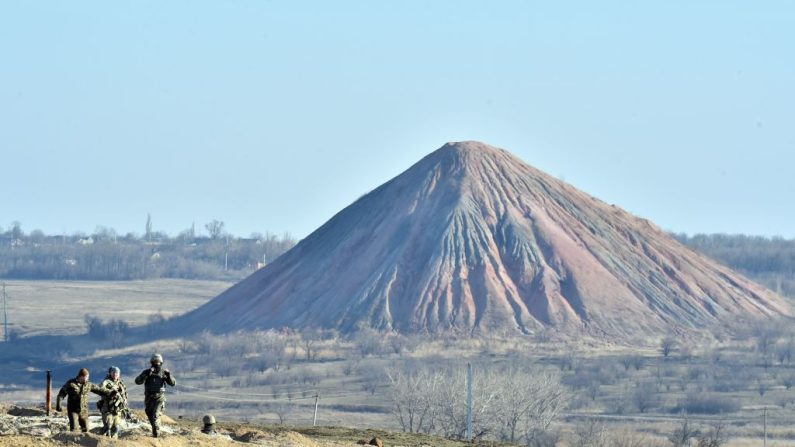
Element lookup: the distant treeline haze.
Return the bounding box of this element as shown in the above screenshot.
[674,233,795,298]
[1,220,794,291]
[0,221,295,280]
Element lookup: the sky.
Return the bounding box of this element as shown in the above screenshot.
[1,1,793,239]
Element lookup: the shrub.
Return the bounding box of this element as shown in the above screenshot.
[671,394,740,414]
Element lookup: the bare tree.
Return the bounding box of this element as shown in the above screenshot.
[386,367,441,434]
[620,356,633,371]
[205,219,225,239]
[353,327,387,358]
[301,329,320,360]
[632,381,659,413]
[756,378,769,397]
[776,338,794,364]
[497,368,568,443]
[610,429,660,447]
[696,421,728,447]
[10,221,23,241]
[386,363,567,442]
[661,336,677,358]
[435,367,501,440]
[572,419,608,447]
[631,355,645,370]
[668,416,699,447]
[270,403,290,424]
[782,374,795,390]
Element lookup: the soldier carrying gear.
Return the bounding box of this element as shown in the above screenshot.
[56,368,114,433]
[201,414,216,435]
[135,353,176,438]
[98,366,128,438]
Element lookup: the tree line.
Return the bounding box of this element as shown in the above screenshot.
[675,233,795,298]
[2,219,794,290]
[0,220,295,280]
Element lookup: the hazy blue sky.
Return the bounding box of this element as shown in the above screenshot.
[2,1,793,239]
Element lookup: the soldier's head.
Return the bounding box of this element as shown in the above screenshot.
[150,353,164,367]
[202,414,216,426]
[77,368,89,383]
[108,366,120,380]
[202,414,216,433]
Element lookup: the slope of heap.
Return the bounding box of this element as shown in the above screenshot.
[173,141,790,337]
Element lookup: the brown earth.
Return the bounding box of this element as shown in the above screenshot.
[0,404,347,446]
[172,141,791,339]
[0,405,480,447]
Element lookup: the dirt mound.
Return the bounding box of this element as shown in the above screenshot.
[0,435,57,447]
[0,406,345,447]
[230,427,322,446]
[0,413,65,438]
[127,408,176,425]
[172,141,791,339]
[6,405,47,417]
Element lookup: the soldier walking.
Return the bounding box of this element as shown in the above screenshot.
[55,368,114,433]
[98,366,128,438]
[134,353,176,438]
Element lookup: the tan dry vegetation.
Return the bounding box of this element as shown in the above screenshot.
[5,281,795,446]
[2,279,231,336]
[0,404,500,447]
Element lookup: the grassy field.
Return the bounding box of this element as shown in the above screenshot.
[0,279,232,337]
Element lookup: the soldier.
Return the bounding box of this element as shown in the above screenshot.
[200,413,233,440]
[134,353,176,438]
[55,368,114,433]
[98,366,128,438]
[201,414,216,435]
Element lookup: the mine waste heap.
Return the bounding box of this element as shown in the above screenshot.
[172,141,790,339]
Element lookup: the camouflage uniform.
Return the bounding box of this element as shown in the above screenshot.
[98,375,128,437]
[134,365,175,437]
[56,377,110,432]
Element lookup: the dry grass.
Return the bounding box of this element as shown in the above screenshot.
[3,280,795,446]
[1,279,231,336]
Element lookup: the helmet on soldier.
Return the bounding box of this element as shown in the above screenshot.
[150,353,164,365]
[202,414,216,425]
[109,366,121,375]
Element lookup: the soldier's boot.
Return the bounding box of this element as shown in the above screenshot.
[110,426,119,438]
[152,425,158,438]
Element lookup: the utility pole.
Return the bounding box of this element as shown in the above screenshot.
[224,235,229,271]
[466,362,473,441]
[2,282,7,343]
[46,371,52,416]
[313,394,319,426]
[763,407,767,447]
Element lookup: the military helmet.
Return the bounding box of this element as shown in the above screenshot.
[108,366,120,375]
[150,353,164,364]
[202,414,216,425]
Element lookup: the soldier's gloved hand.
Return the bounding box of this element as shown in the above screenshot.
[55,404,62,412]
[149,367,157,374]
[163,369,170,376]
[110,390,118,397]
